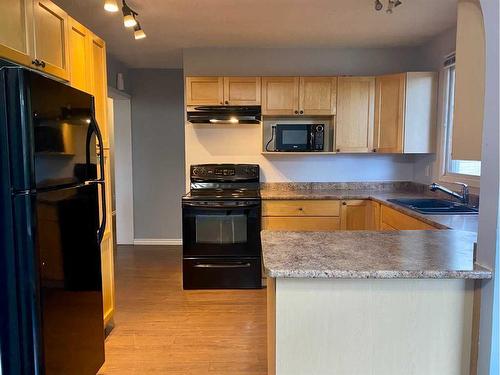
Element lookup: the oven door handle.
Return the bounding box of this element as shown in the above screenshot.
[183,202,260,209]
[193,262,252,269]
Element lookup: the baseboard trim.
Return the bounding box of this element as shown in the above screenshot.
[133,238,182,246]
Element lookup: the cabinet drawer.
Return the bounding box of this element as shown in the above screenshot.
[262,217,340,231]
[380,205,437,230]
[262,200,340,217]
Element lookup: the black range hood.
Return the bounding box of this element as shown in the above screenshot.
[187,105,261,124]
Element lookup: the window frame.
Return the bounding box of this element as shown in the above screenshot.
[437,58,481,188]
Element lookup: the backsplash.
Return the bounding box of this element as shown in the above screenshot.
[260,181,480,207]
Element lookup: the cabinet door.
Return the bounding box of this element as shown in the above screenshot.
[335,77,375,153]
[68,18,91,93]
[374,73,406,153]
[380,205,437,230]
[223,77,261,105]
[101,232,115,326]
[262,217,340,231]
[340,200,380,230]
[261,77,299,115]
[186,77,224,105]
[262,200,340,217]
[299,77,337,115]
[0,0,33,66]
[90,34,109,148]
[33,0,70,80]
[99,149,114,326]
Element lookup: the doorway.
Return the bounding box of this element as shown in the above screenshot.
[107,88,134,245]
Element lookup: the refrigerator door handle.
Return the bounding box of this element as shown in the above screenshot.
[89,109,106,245]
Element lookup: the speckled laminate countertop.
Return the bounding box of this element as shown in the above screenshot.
[260,186,479,232]
[261,230,491,279]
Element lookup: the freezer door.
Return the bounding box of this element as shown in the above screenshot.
[36,184,105,374]
[2,68,101,191]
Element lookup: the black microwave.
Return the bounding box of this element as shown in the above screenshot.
[275,124,324,152]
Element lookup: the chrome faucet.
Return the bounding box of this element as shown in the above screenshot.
[429,182,470,205]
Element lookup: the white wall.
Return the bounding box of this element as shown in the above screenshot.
[183,47,425,76]
[183,45,448,185]
[412,27,458,185]
[477,1,499,373]
[185,124,416,186]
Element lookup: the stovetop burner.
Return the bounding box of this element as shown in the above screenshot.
[183,164,261,201]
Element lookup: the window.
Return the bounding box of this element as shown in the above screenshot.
[440,59,481,185]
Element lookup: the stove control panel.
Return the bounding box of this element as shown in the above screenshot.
[191,164,259,181]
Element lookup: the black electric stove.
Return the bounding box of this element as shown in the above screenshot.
[181,164,262,289]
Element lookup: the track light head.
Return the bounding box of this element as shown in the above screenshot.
[104,0,119,12]
[134,23,146,40]
[122,1,138,28]
[374,0,383,11]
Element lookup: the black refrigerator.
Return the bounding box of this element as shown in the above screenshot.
[0,67,106,374]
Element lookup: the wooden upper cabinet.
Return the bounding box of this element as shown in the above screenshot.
[335,77,375,153]
[68,18,91,93]
[374,72,437,154]
[223,77,261,105]
[90,33,109,147]
[299,77,337,115]
[261,77,300,115]
[33,0,70,80]
[0,0,34,66]
[186,77,224,105]
[374,73,406,153]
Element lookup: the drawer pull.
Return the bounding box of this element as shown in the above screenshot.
[194,263,251,269]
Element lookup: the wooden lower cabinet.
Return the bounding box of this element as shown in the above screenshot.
[340,200,380,230]
[262,200,340,217]
[262,216,340,231]
[262,200,341,231]
[262,199,439,232]
[380,205,437,230]
[100,231,115,327]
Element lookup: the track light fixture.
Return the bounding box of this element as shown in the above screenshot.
[104,0,147,40]
[104,0,119,12]
[134,22,146,40]
[122,1,138,28]
[374,0,403,14]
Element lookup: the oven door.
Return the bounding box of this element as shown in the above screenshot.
[182,200,261,257]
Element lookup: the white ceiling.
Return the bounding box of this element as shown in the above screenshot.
[54,0,458,68]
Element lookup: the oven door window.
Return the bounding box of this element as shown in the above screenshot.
[195,214,247,244]
[183,204,261,257]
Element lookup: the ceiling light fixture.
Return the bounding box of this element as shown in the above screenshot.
[134,22,146,40]
[374,0,403,14]
[122,0,138,28]
[104,0,119,12]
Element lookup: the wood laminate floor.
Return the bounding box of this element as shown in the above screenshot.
[97,245,267,375]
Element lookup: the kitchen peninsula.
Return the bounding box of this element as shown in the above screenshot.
[262,184,491,375]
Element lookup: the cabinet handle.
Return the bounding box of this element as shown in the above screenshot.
[342,202,347,206]
[294,110,299,115]
[298,207,303,211]
[224,100,229,105]
[373,149,377,153]
[299,110,304,114]
[32,59,40,66]
[40,60,46,68]
[336,148,340,152]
